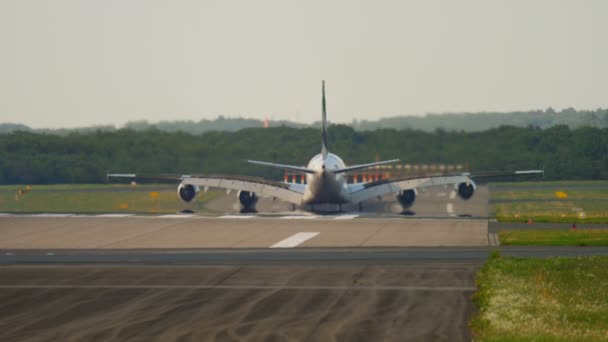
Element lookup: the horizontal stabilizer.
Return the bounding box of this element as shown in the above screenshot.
[247,160,316,174]
[333,159,400,174]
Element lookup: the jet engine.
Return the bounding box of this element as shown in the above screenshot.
[238,190,258,212]
[178,183,199,202]
[455,181,476,200]
[396,189,417,209]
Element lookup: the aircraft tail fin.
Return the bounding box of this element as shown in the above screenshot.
[321,80,329,158]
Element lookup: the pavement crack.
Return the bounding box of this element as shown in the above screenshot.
[212,266,243,287]
[358,222,387,247]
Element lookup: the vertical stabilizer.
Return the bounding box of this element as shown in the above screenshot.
[321,80,329,158]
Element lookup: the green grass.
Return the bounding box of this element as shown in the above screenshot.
[490,180,608,188]
[471,252,608,341]
[491,181,608,224]
[0,184,149,191]
[499,229,608,246]
[492,189,608,201]
[495,214,608,224]
[0,184,220,213]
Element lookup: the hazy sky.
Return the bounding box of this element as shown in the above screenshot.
[1,0,607,128]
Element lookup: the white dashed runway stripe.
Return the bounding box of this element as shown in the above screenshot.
[94,214,135,218]
[450,191,457,200]
[219,215,256,219]
[279,216,319,219]
[157,214,196,218]
[270,232,320,248]
[332,214,359,220]
[446,203,456,217]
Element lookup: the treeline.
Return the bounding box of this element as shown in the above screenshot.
[352,108,608,132]
[0,125,606,184]
[2,108,608,135]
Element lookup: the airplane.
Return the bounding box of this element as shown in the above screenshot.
[108,81,542,213]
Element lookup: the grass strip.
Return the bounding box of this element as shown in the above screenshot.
[471,252,608,341]
[490,180,608,188]
[499,229,608,246]
[491,182,608,224]
[496,215,608,224]
[0,184,220,213]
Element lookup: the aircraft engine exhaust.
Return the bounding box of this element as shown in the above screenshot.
[238,190,258,213]
[396,189,417,209]
[178,183,199,202]
[456,181,476,200]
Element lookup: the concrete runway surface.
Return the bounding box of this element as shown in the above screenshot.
[1,185,604,341]
[0,187,490,341]
[3,247,608,265]
[0,263,479,342]
[0,216,490,249]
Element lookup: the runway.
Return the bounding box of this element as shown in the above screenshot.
[3,247,608,264]
[0,216,490,249]
[1,185,606,341]
[0,263,478,341]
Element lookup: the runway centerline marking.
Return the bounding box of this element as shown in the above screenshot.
[450,191,457,200]
[95,214,135,218]
[271,232,320,248]
[333,214,358,220]
[158,214,196,218]
[219,215,255,219]
[279,216,318,219]
[446,203,455,216]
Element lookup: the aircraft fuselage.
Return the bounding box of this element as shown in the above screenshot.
[303,153,350,204]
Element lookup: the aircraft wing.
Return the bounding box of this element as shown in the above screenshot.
[349,175,472,203]
[455,170,544,178]
[349,169,543,203]
[107,173,304,205]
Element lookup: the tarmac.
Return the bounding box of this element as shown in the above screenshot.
[0,216,490,249]
[0,263,478,341]
[0,185,605,341]
[4,247,608,265]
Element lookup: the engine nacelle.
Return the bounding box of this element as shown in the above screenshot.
[178,183,199,202]
[455,181,476,200]
[238,190,258,212]
[396,189,417,209]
